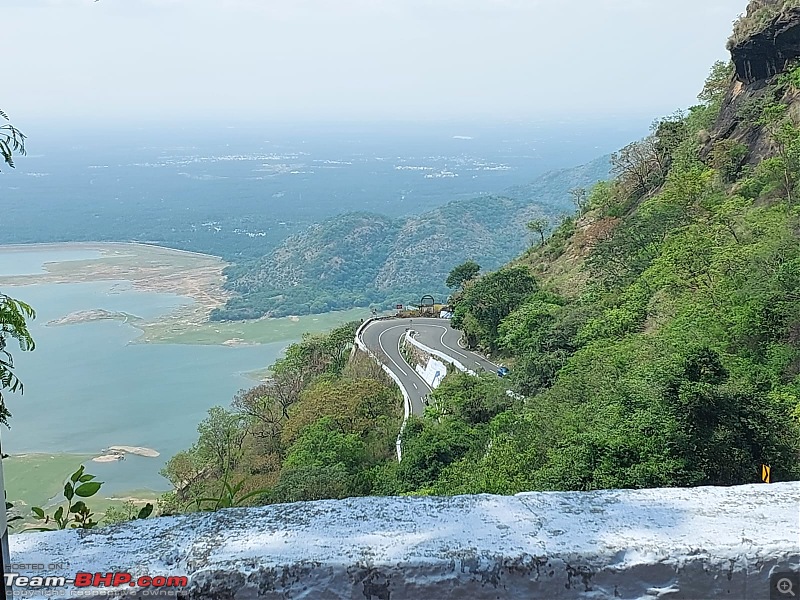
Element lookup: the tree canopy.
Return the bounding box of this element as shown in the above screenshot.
[163,58,800,513]
[0,109,26,171]
[0,110,35,425]
[445,260,481,289]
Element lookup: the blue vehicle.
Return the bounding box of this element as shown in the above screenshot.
[497,367,510,378]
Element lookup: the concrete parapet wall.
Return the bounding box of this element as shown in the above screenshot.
[8,482,799,600]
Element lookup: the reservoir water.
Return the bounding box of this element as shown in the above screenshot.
[0,247,287,496]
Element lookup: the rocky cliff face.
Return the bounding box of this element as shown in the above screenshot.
[706,1,800,164]
[730,2,800,83]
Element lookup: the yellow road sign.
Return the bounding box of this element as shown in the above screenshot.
[762,464,771,484]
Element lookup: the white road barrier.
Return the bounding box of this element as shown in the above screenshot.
[404,333,476,375]
[354,318,411,461]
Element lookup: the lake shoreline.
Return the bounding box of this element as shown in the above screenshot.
[0,243,364,511]
[0,240,223,260]
[3,452,166,512]
[0,242,231,344]
[0,242,368,346]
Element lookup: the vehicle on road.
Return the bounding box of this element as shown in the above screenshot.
[497,366,510,377]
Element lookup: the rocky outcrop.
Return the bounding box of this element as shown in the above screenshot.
[9,482,799,599]
[703,1,800,165]
[730,4,800,83]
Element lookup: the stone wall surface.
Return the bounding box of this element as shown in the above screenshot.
[8,482,800,600]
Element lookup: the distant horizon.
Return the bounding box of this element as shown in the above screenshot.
[1,96,719,131]
[15,112,657,128]
[12,115,656,154]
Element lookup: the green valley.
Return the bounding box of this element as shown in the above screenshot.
[3,0,799,532]
[155,1,800,512]
[211,157,610,319]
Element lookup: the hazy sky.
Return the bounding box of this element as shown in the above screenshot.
[5,0,746,123]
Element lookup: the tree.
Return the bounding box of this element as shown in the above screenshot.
[390,418,480,493]
[231,384,286,450]
[710,139,748,183]
[0,109,26,171]
[0,272,36,428]
[428,373,515,426]
[451,266,538,351]
[698,61,733,107]
[0,111,35,425]
[196,407,250,477]
[283,417,366,472]
[160,448,209,502]
[250,322,358,428]
[652,112,689,172]
[273,417,368,501]
[662,348,799,485]
[281,376,398,447]
[271,463,352,502]
[568,187,589,213]
[446,261,481,289]
[610,135,669,199]
[526,218,549,246]
[765,118,800,205]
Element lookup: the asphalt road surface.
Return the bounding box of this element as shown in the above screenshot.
[360,317,502,416]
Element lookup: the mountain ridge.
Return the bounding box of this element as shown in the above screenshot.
[163,0,800,521]
[212,155,611,319]
[439,0,800,493]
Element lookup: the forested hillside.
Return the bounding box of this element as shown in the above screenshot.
[159,0,799,513]
[439,0,800,491]
[212,157,610,319]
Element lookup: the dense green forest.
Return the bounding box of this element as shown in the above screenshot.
[158,322,405,511]
[158,10,800,512]
[211,157,610,319]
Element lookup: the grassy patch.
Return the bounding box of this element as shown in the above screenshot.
[5,453,93,510]
[5,454,166,529]
[139,308,371,345]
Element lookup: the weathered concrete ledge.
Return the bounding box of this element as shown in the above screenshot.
[10,482,800,599]
[404,331,473,375]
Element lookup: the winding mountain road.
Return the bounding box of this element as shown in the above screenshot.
[360,317,501,416]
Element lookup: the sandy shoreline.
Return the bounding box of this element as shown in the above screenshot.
[0,240,363,346]
[0,240,222,260]
[0,242,232,342]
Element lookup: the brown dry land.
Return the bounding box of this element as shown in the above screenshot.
[0,242,230,342]
[0,242,368,345]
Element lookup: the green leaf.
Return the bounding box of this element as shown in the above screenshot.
[78,474,95,483]
[70,501,87,514]
[136,504,154,519]
[54,506,64,522]
[31,506,45,519]
[70,466,85,483]
[64,482,74,501]
[234,488,271,506]
[74,481,102,497]
[223,481,236,498]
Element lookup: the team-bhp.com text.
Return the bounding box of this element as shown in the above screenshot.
[6,572,187,589]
